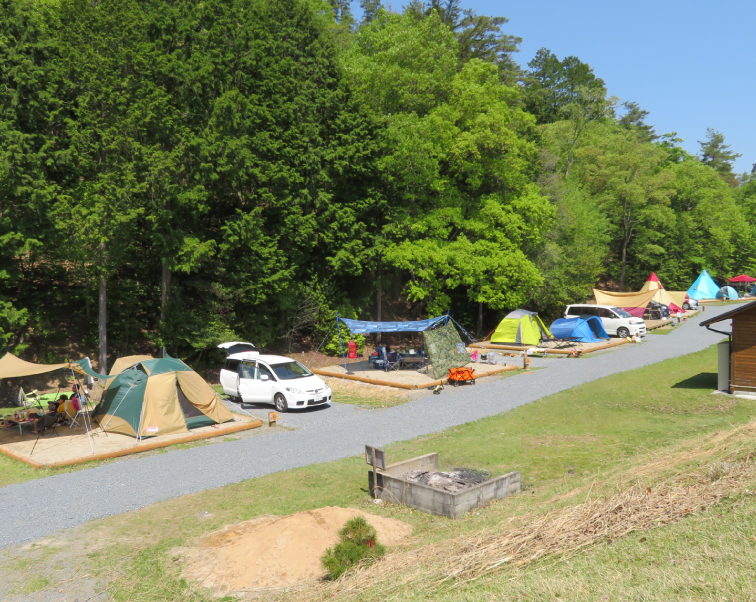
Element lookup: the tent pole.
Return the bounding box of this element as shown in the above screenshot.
[135,400,145,447]
[103,383,135,429]
[336,313,347,372]
[70,367,95,454]
[306,320,335,368]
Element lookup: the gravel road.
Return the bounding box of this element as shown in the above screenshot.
[0,307,731,548]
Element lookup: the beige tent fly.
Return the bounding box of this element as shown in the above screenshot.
[103,354,153,390]
[593,289,657,309]
[639,275,686,311]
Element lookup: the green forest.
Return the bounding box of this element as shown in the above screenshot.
[1,0,755,369]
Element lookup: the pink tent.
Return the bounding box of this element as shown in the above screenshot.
[729,274,756,283]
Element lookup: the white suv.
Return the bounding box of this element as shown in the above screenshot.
[219,350,331,412]
[565,304,646,338]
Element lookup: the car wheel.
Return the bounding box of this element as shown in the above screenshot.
[683,303,690,310]
[274,393,289,413]
[617,327,630,338]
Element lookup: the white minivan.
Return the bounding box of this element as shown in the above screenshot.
[564,304,646,338]
[218,348,331,412]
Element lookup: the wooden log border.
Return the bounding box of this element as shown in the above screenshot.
[470,337,632,355]
[314,364,518,390]
[0,418,263,469]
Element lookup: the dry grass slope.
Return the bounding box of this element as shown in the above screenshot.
[291,421,756,602]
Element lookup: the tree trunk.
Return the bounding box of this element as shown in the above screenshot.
[619,238,628,291]
[160,263,172,357]
[477,302,483,337]
[376,263,382,343]
[160,263,172,322]
[98,271,107,373]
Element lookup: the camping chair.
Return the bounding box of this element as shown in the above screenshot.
[17,388,42,410]
[384,351,400,372]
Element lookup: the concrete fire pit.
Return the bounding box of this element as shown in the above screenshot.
[369,452,520,519]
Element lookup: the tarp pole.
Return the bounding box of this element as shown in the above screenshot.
[306,319,335,368]
[336,313,347,372]
[70,366,94,454]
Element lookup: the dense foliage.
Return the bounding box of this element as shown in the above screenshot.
[0,0,752,367]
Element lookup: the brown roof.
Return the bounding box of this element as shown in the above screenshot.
[700,300,756,327]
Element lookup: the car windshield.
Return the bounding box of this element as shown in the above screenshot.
[270,361,313,380]
[611,307,632,318]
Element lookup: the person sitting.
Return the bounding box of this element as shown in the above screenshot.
[70,384,84,412]
[56,394,76,421]
[31,412,58,435]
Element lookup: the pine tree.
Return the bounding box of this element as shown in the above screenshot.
[699,128,741,185]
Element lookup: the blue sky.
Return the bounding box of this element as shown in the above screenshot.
[353,1,755,174]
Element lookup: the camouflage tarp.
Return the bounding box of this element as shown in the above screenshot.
[423,321,470,379]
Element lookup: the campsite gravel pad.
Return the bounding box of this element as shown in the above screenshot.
[402,468,489,493]
[0,305,733,550]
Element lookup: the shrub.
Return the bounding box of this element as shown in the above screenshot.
[321,516,385,580]
[321,326,366,357]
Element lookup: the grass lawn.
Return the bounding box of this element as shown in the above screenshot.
[4,344,756,601]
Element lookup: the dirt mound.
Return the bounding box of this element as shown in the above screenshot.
[177,506,412,597]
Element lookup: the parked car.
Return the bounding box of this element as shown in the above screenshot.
[218,348,331,412]
[682,296,699,310]
[564,304,647,338]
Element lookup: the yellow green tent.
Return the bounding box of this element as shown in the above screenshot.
[491,310,552,346]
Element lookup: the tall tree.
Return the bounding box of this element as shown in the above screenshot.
[377,60,552,313]
[359,0,382,24]
[619,101,657,143]
[52,0,154,370]
[404,0,521,82]
[699,128,741,185]
[523,48,606,125]
[574,129,674,290]
[0,0,55,347]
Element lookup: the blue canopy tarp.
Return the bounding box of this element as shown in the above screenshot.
[550,316,609,343]
[338,316,446,334]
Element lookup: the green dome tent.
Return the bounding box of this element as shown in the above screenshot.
[93,357,233,439]
[491,310,552,346]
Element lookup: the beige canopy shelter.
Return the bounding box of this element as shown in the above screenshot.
[0,353,105,381]
[0,354,69,379]
[593,289,658,318]
[593,289,657,308]
[639,274,686,311]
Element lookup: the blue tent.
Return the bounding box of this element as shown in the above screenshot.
[716,286,739,300]
[550,316,609,343]
[687,269,720,300]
